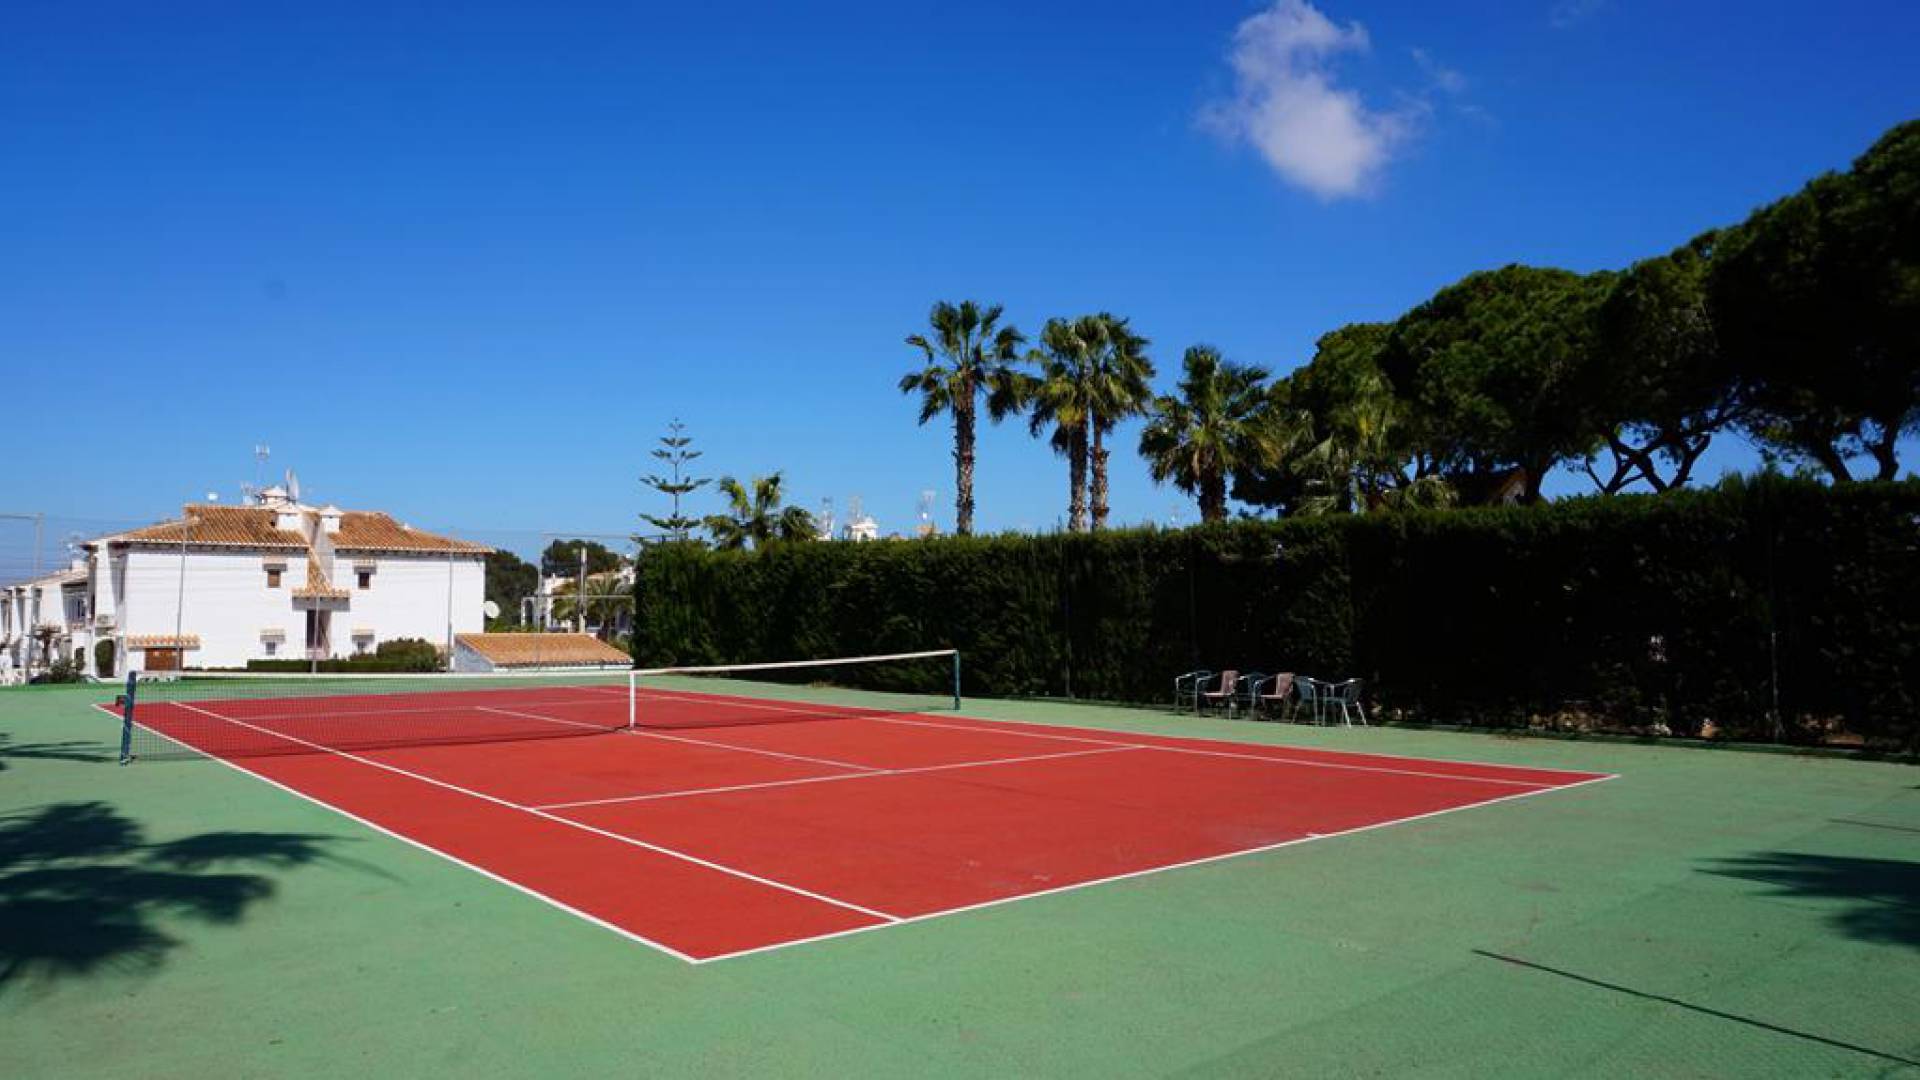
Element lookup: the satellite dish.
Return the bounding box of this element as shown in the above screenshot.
[483,600,501,619]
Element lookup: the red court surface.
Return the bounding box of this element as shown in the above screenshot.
[123,692,1614,963]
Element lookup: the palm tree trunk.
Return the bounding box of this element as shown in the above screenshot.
[1068,422,1089,532]
[1091,424,1110,530]
[1200,471,1227,523]
[1867,426,1900,481]
[953,397,977,536]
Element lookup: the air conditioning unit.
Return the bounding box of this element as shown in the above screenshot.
[94,613,116,629]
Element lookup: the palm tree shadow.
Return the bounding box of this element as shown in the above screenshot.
[1701,851,1920,949]
[0,732,115,771]
[0,801,380,995]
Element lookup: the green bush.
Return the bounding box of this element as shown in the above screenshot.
[634,477,1920,751]
[374,638,442,672]
[94,640,116,679]
[245,638,445,675]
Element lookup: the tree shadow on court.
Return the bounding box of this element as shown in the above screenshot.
[1701,851,1920,950]
[0,801,383,995]
[0,731,115,771]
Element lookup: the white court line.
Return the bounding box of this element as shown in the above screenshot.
[629,688,1565,790]
[873,715,1562,789]
[105,705,704,965]
[533,746,1143,810]
[690,771,1622,964]
[166,701,900,925]
[109,697,1619,965]
[472,705,621,733]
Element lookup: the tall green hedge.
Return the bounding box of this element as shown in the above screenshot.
[634,478,1920,750]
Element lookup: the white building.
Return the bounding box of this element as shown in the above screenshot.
[1,564,90,680]
[524,565,635,638]
[5,487,491,677]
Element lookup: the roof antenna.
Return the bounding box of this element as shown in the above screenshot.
[244,443,271,504]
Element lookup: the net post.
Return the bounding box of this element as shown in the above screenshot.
[627,668,638,730]
[951,650,962,711]
[118,670,138,765]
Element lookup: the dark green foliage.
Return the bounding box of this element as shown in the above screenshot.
[1709,120,1920,482]
[484,550,539,628]
[636,478,1919,750]
[542,539,623,577]
[42,652,85,684]
[639,419,711,541]
[373,638,441,672]
[93,640,115,680]
[1376,265,1614,503]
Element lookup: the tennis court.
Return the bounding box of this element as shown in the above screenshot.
[110,656,1610,962]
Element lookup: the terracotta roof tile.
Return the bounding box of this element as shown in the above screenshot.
[455,633,631,668]
[112,505,488,555]
[117,506,305,549]
[126,634,201,648]
[292,553,350,599]
[333,512,489,553]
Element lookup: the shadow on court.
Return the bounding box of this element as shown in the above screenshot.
[1473,950,1920,1069]
[0,800,383,995]
[0,732,115,770]
[1702,850,1920,950]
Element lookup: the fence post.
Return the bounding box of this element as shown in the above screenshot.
[118,669,138,765]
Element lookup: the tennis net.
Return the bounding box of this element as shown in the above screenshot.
[116,649,961,762]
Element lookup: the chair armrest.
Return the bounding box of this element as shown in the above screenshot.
[1174,670,1213,692]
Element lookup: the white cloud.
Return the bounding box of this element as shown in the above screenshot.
[1410,48,1466,95]
[1200,1,1416,199]
[1549,0,1608,29]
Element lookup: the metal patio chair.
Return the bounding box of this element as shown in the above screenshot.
[1322,678,1368,727]
[1251,672,1298,721]
[1197,669,1240,716]
[1173,669,1213,713]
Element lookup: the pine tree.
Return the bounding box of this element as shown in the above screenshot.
[639,419,712,542]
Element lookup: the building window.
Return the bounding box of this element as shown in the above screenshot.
[357,571,372,590]
[264,640,278,657]
[266,568,282,588]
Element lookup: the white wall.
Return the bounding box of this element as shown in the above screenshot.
[334,553,485,657]
[119,548,294,668]
[114,547,484,669]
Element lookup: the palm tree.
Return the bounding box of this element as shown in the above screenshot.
[1087,315,1154,530]
[899,301,1026,536]
[549,570,632,639]
[1027,314,1155,531]
[703,474,817,551]
[1025,317,1102,531]
[1138,346,1284,522]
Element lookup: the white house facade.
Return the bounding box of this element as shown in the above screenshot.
[0,565,90,680]
[14,488,491,676]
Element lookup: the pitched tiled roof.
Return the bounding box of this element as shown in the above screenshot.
[110,506,488,554]
[455,633,631,668]
[292,553,350,600]
[116,506,305,549]
[332,512,489,554]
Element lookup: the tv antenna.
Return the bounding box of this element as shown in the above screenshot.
[244,443,271,502]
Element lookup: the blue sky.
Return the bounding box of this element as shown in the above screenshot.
[2,0,1915,565]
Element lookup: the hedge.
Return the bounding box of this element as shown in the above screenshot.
[245,637,443,674]
[633,477,1920,751]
